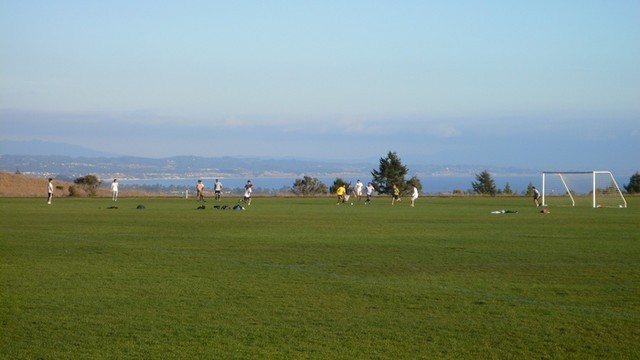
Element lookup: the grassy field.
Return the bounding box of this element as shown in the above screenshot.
[1,196,639,359]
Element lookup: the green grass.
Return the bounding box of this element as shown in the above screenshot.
[1,196,639,359]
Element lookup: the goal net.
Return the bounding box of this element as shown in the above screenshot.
[541,171,627,208]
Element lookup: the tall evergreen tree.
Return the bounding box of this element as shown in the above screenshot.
[471,170,497,196]
[371,151,409,194]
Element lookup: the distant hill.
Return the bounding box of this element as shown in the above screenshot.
[0,171,158,197]
[0,154,374,181]
[0,140,539,181]
[0,171,100,197]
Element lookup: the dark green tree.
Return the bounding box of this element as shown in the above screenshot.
[74,174,101,196]
[525,182,535,196]
[330,178,349,194]
[503,182,513,195]
[371,151,409,195]
[407,175,423,193]
[471,170,497,196]
[624,172,640,194]
[291,176,328,195]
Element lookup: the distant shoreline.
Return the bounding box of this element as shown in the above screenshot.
[121,175,541,195]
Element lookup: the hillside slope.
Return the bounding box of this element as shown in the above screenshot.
[0,171,114,197]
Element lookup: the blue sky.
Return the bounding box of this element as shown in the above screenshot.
[1,1,638,173]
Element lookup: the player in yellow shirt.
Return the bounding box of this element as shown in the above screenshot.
[392,184,401,205]
[336,184,347,205]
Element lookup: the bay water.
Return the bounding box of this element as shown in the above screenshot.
[123,175,543,194]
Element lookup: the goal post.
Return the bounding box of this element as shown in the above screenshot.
[541,171,627,208]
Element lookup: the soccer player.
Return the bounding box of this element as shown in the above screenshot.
[110,179,119,201]
[242,182,253,205]
[364,182,375,204]
[336,183,346,205]
[214,179,223,201]
[532,186,541,206]
[410,185,419,207]
[391,184,401,205]
[196,180,205,201]
[47,178,54,204]
[355,179,363,201]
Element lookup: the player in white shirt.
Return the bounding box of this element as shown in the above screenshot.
[364,182,375,205]
[110,179,119,201]
[411,185,419,207]
[355,179,364,201]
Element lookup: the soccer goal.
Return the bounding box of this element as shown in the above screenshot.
[541,171,627,208]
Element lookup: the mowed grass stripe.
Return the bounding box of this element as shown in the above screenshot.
[1,196,639,358]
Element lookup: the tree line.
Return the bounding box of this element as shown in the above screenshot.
[291,152,640,197]
[69,153,640,196]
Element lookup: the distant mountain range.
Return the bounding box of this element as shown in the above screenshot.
[0,139,536,181]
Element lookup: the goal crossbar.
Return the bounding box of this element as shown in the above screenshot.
[541,171,627,208]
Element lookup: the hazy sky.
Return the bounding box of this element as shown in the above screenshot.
[1,1,638,172]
